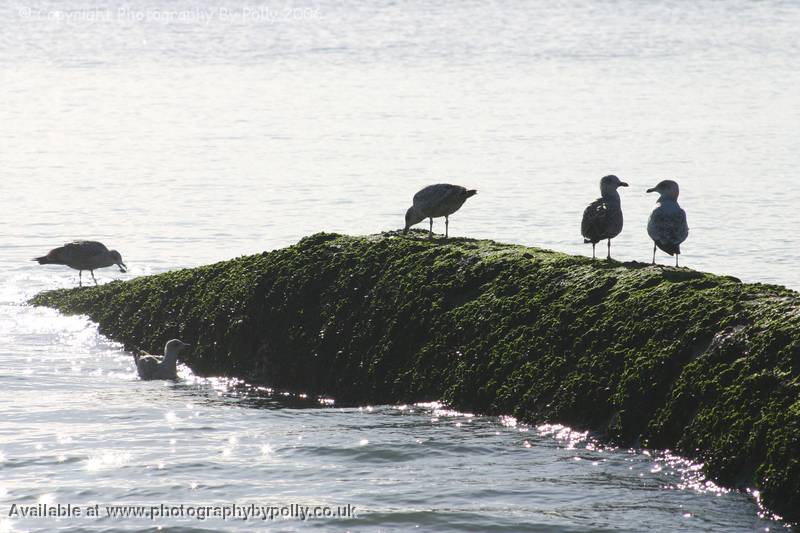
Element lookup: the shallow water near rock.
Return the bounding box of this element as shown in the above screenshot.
[1,0,799,530]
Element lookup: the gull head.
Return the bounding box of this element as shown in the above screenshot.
[600,175,628,197]
[109,250,127,272]
[165,339,191,356]
[647,180,680,200]
[403,206,425,235]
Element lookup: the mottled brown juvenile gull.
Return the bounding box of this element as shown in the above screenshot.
[33,240,127,286]
[647,180,689,266]
[133,339,190,380]
[403,183,477,239]
[581,175,628,260]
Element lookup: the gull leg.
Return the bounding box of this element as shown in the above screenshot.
[90,270,98,285]
[79,270,82,287]
[607,239,612,260]
[428,218,433,240]
[445,215,449,239]
[675,254,679,267]
[592,243,596,260]
[652,244,656,265]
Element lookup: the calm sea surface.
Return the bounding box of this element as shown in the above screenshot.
[1,1,798,531]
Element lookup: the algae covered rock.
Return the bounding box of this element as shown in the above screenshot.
[30,232,800,522]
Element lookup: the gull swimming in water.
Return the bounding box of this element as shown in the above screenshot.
[133,339,191,380]
[403,183,477,239]
[647,180,689,266]
[581,175,628,259]
[33,241,127,286]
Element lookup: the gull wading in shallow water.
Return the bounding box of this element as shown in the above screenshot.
[33,240,127,286]
[581,175,628,260]
[647,179,689,267]
[403,183,477,239]
[133,339,191,380]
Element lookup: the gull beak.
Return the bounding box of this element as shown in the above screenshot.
[646,187,656,193]
[118,263,127,273]
[619,182,629,187]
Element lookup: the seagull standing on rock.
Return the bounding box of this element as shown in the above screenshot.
[647,179,689,266]
[133,339,191,380]
[403,184,477,239]
[33,240,127,286]
[581,175,628,260]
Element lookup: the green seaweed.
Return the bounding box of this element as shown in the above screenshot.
[30,231,800,522]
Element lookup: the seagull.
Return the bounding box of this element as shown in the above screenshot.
[647,180,689,266]
[133,339,190,380]
[581,175,628,260]
[403,184,477,239]
[33,240,127,286]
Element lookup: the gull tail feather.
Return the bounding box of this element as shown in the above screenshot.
[656,241,681,256]
[132,346,149,364]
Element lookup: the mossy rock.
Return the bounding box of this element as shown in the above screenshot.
[31,231,800,522]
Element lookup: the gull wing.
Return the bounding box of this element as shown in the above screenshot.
[52,241,109,264]
[581,198,611,243]
[413,184,465,212]
[648,205,689,247]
